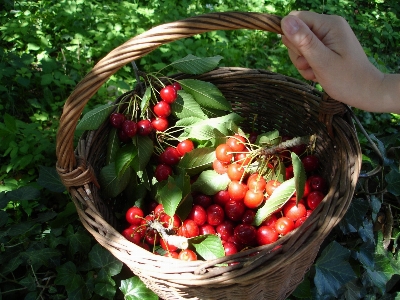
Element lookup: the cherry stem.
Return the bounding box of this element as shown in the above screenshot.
[147,219,189,249]
[260,134,316,156]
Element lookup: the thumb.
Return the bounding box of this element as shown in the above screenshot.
[281,15,327,67]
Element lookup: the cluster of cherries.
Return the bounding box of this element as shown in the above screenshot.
[121,132,328,259]
[108,83,181,142]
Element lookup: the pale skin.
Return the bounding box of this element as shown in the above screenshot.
[280,11,400,114]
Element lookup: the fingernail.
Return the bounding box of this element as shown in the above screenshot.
[282,17,300,35]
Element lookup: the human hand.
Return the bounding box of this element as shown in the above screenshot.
[280,11,391,112]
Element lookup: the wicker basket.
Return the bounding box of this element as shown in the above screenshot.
[56,12,362,300]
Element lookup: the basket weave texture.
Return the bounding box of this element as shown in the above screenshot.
[56,12,362,300]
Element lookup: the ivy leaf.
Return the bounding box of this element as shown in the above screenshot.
[5,186,40,201]
[115,143,138,178]
[158,176,182,217]
[171,90,208,120]
[21,248,61,269]
[385,169,400,196]
[89,244,123,276]
[254,178,295,226]
[179,79,232,111]
[99,162,131,198]
[314,241,357,298]
[106,128,120,165]
[178,147,215,176]
[139,86,152,119]
[55,261,89,298]
[119,277,158,300]
[66,226,91,256]
[339,198,369,234]
[170,54,223,74]
[37,165,66,193]
[191,170,230,196]
[189,234,224,260]
[76,103,115,131]
[292,152,306,202]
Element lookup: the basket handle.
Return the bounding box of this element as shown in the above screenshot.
[56,12,282,174]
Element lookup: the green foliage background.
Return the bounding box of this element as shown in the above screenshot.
[0,0,399,299]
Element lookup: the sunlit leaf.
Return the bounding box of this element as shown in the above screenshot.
[140,86,152,119]
[120,277,158,300]
[76,103,115,131]
[189,234,224,260]
[180,79,232,111]
[254,178,295,226]
[158,176,182,217]
[178,147,215,176]
[170,54,223,74]
[191,170,230,196]
[291,152,306,202]
[172,90,208,120]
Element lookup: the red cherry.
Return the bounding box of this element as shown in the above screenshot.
[302,155,319,172]
[241,209,256,224]
[289,143,307,156]
[153,101,171,118]
[228,181,248,201]
[215,143,233,163]
[247,173,267,192]
[193,194,213,209]
[213,159,229,174]
[306,191,325,210]
[176,139,194,156]
[125,206,144,225]
[234,224,257,246]
[177,219,199,238]
[244,189,264,209]
[159,146,181,165]
[216,220,235,241]
[136,119,153,136]
[248,132,258,144]
[265,180,281,196]
[275,217,295,235]
[307,175,328,193]
[172,82,182,91]
[283,200,307,221]
[199,224,216,235]
[206,204,225,226]
[226,134,246,152]
[223,241,238,256]
[224,200,246,222]
[187,205,207,226]
[151,117,169,132]
[117,129,131,143]
[261,214,278,227]
[213,190,231,207]
[234,150,252,165]
[178,249,197,261]
[109,113,126,128]
[155,163,173,181]
[256,226,279,245]
[121,120,137,137]
[160,85,178,104]
[227,163,245,181]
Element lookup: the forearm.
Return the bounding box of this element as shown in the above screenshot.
[374,74,400,114]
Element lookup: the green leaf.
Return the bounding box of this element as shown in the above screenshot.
[314,241,357,297]
[66,227,92,256]
[178,147,215,176]
[95,282,115,299]
[254,178,295,226]
[41,73,53,85]
[21,248,61,268]
[5,186,40,201]
[99,162,131,198]
[106,128,120,165]
[76,103,115,131]
[191,170,230,196]
[339,198,369,234]
[175,116,204,127]
[4,113,17,133]
[119,277,158,300]
[171,90,208,120]
[256,130,280,146]
[140,87,152,119]
[291,152,306,202]
[37,165,66,193]
[180,79,232,111]
[55,261,90,298]
[89,244,123,276]
[132,135,153,172]
[385,169,400,196]
[170,54,223,74]
[189,234,224,260]
[115,143,138,178]
[158,176,183,217]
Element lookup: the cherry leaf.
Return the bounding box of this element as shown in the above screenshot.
[189,234,225,260]
[291,152,307,202]
[179,79,232,111]
[139,86,152,119]
[171,90,208,120]
[131,135,153,172]
[177,147,215,176]
[158,176,182,217]
[175,116,205,127]
[99,162,131,198]
[115,143,138,178]
[256,130,280,147]
[106,128,120,165]
[170,54,223,75]
[254,178,296,226]
[76,103,115,131]
[191,170,230,196]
